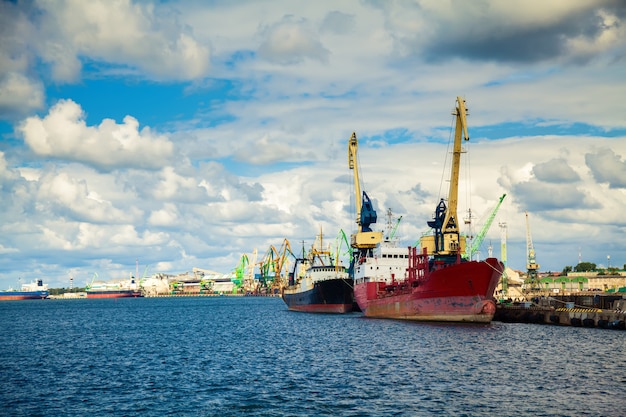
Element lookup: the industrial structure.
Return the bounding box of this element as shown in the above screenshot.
[525,211,541,292]
[465,194,506,261]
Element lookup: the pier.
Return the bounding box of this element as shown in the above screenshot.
[494,296,626,330]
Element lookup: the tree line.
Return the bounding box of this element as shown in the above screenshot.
[560,262,625,276]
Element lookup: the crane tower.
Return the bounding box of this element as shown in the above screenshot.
[499,221,508,299]
[525,211,540,291]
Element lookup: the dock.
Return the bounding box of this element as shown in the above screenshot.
[494,296,626,330]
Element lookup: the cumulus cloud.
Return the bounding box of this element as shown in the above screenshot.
[498,158,599,212]
[532,158,580,183]
[510,181,598,211]
[0,73,45,119]
[0,0,210,90]
[152,166,210,202]
[234,132,318,165]
[2,1,626,287]
[258,15,330,65]
[37,171,134,223]
[383,0,626,64]
[38,0,210,81]
[0,1,44,118]
[585,148,626,188]
[320,11,356,35]
[148,203,180,227]
[18,99,174,171]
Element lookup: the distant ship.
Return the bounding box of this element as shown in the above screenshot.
[282,231,354,313]
[85,275,142,299]
[349,97,504,323]
[0,279,49,301]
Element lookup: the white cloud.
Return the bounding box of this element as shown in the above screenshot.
[36,0,211,81]
[1,1,626,288]
[152,166,201,200]
[258,15,330,64]
[0,73,44,119]
[19,99,174,171]
[37,171,134,223]
[148,203,180,227]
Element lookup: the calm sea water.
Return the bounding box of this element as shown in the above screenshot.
[1,296,624,417]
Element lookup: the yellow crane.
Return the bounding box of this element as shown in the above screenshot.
[272,239,293,293]
[348,132,383,251]
[420,96,469,257]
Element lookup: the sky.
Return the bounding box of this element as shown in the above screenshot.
[1,0,625,289]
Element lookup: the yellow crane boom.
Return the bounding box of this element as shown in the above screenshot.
[348,132,383,249]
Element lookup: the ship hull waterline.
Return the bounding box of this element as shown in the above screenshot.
[354,258,503,323]
[86,291,142,299]
[0,292,49,301]
[282,279,354,314]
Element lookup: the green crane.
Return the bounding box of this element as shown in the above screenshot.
[465,194,506,260]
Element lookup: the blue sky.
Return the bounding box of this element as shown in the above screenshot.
[1,0,626,288]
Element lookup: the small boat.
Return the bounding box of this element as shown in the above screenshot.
[282,231,354,313]
[0,279,49,300]
[349,96,504,323]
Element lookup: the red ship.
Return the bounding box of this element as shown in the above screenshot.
[85,275,143,299]
[348,97,504,323]
[86,289,142,299]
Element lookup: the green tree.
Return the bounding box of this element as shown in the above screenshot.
[561,265,572,276]
[574,262,596,272]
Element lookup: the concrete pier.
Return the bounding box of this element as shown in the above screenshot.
[494,301,626,330]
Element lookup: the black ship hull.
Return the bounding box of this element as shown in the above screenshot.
[282,278,354,313]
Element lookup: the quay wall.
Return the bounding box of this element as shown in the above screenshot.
[494,304,626,330]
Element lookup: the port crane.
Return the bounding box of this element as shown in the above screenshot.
[272,239,294,293]
[233,254,250,293]
[499,221,509,299]
[257,239,294,294]
[421,97,469,256]
[348,132,383,255]
[335,229,352,271]
[465,194,506,260]
[385,208,402,241]
[244,249,258,293]
[258,246,278,292]
[525,211,540,291]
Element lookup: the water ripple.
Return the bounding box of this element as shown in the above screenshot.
[0,297,624,416]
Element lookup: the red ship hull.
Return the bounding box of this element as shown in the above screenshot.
[354,257,503,323]
[0,293,48,301]
[86,290,142,299]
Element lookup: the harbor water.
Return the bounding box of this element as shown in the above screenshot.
[1,297,624,416]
